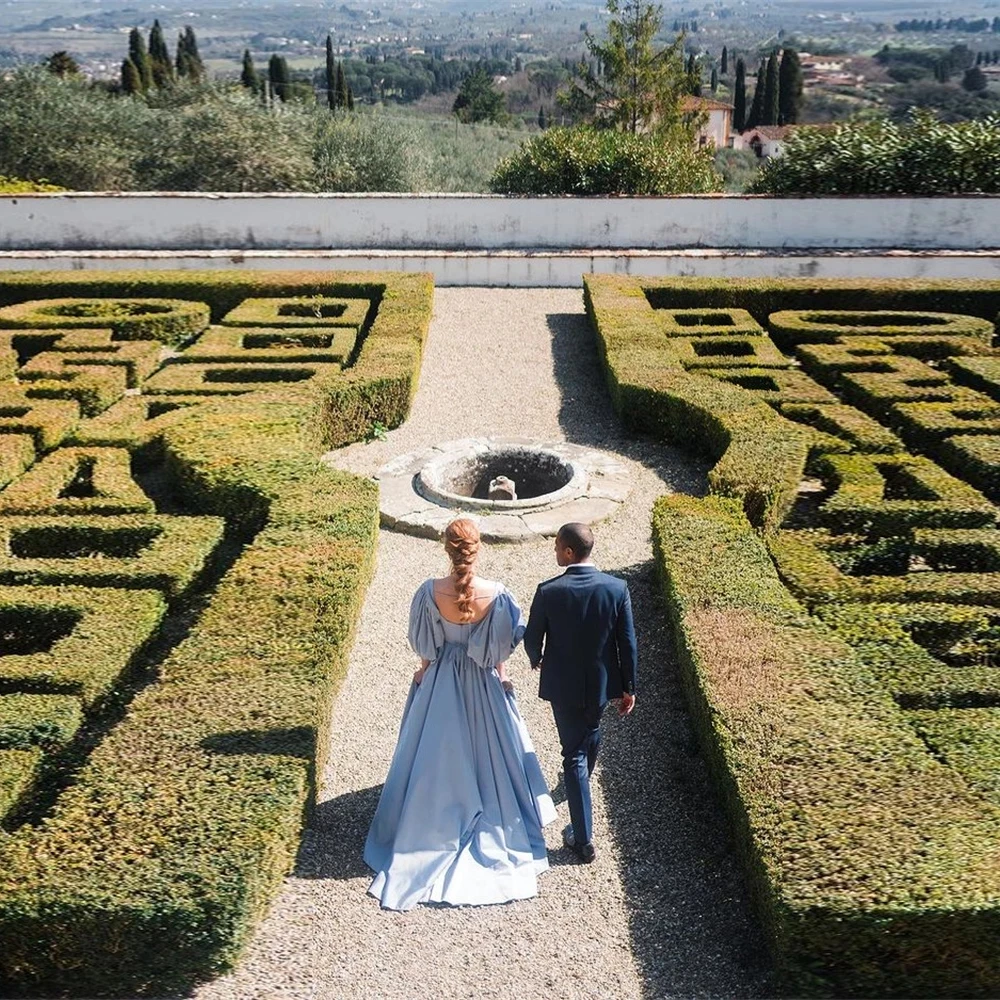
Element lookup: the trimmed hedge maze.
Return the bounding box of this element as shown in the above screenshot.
[0,270,432,996]
[587,275,1000,997]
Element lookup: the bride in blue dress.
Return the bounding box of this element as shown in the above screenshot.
[364,517,557,911]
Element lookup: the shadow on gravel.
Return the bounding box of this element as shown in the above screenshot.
[596,562,775,999]
[294,784,383,881]
[546,312,709,495]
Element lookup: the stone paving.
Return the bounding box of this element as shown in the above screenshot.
[192,288,772,1000]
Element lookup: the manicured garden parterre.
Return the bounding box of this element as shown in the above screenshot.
[587,274,1000,997]
[0,270,432,996]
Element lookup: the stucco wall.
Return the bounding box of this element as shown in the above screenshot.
[0,193,997,252]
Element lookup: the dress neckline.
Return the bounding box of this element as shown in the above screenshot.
[429,579,501,626]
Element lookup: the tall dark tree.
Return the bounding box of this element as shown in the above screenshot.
[128,27,153,92]
[733,57,747,131]
[176,26,204,82]
[240,48,259,92]
[710,66,718,92]
[268,54,291,102]
[778,47,803,125]
[538,104,547,128]
[44,50,79,77]
[325,34,337,109]
[746,60,765,130]
[121,56,142,94]
[721,45,728,75]
[148,19,173,87]
[963,65,988,91]
[346,84,354,111]
[686,52,702,96]
[763,51,780,126]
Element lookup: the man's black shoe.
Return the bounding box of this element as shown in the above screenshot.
[572,841,596,864]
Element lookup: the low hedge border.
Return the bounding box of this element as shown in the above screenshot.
[0,435,36,492]
[813,451,997,534]
[653,307,765,338]
[19,358,129,417]
[939,434,1000,503]
[815,601,1000,709]
[702,365,839,405]
[0,298,209,344]
[0,269,433,996]
[652,492,1000,997]
[636,276,1000,328]
[0,389,79,452]
[778,402,903,454]
[0,693,84,751]
[947,356,1000,403]
[0,748,42,827]
[893,399,1000,448]
[0,515,225,598]
[69,396,212,453]
[0,585,165,709]
[908,708,1000,803]
[768,309,994,349]
[143,361,344,396]
[0,447,155,516]
[178,326,357,366]
[584,275,811,532]
[220,296,371,330]
[768,527,1000,607]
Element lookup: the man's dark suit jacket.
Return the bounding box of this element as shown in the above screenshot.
[523,563,638,711]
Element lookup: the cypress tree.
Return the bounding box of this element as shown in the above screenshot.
[121,56,142,95]
[148,19,173,87]
[733,57,747,131]
[176,26,204,81]
[268,54,290,102]
[346,84,354,111]
[128,27,153,92]
[721,45,728,75]
[746,60,765,130]
[240,48,258,92]
[710,66,718,92]
[778,47,803,124]
[686,52,702,96]
[538,104,547,129]
[763,52,779,126]
[325,35,337,109]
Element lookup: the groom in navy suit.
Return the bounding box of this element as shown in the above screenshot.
[524,522,637,864]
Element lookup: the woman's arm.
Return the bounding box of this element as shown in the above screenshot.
[413,657,431,684]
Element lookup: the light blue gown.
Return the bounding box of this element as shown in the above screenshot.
[364,580,557,911]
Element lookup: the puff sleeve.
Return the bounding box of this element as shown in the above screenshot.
[408,581,444,660]
[468,588,526,669]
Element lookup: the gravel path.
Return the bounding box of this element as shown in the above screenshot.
[193,288,773,1000]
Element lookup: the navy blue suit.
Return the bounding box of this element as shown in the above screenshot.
[524,564,637,847]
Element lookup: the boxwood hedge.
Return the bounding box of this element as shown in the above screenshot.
[652,492,1000,998]
[0,269,432,996]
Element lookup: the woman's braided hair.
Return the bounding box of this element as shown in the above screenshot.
[444,518,481,621]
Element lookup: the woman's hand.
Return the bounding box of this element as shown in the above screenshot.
[413,667,426,685]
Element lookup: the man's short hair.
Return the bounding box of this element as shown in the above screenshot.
[557,522,594,560]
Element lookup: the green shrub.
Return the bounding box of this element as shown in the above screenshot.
[652,492,1000,997]
[751,113,1000,195]
[768,526,1000,607]
[947,356,1000,402]
[0,176,64,194]
[179,326,356,365]
[813,451,997,534]
[490,125,722,195]
[0,694,83,751]
[0,748,42,826]
[0,447,155,516]
[0,298,209,344]
[0,515,225,598]
[655,308,765,338]
[939,434,1000,502]
[908,708,1000,800]
[0,586,165,708]
[0,389,79,452]
[219,297,370,330]
[778,402,903,454]
[816,601,1000,709]
[701,365,839,405]
[768,309,994,348]
[18,358,129,417]
[0,268,433,995]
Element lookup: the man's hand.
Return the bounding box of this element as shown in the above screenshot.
[616,693,636,717]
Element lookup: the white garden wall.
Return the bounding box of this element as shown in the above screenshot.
[1,193,998,252]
